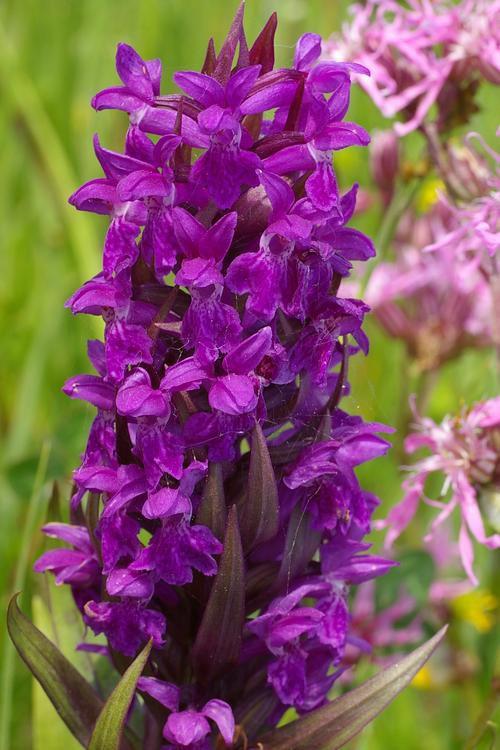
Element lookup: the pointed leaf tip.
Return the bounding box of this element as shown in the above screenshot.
[249,12,278,73]
[192,505,245,680]
[259,626,448,750]
[88,639,152,750]
[7,593,104,747]
[201,37,217,76]
[196,462,227,541]
[214,2,245,84]
[240,423,279,552]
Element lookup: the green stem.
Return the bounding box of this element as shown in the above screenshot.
[394,365,438,465]
[464,677,500,750]
[360,178,421,296]
[415,368,439,415]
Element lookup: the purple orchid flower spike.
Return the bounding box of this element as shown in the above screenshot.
[24,8,447,750]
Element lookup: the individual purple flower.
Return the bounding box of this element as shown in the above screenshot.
[246,581,345,710]
[175,65,262,208]
[283,414,392,534]
[91,43,180,136]
[34,524,100,587]
[138,676,235,748]
[84,600,166,657]
[226,170,312,320]
[108,517,223,597]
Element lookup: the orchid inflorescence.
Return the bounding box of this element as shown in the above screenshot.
[31,6,403,749]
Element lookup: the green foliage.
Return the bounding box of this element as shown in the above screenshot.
[261,627,447,750]
[88,640,151,750]
[32,588,88,750]
[6,595,103,747]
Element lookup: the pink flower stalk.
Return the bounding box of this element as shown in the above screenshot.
[323,0,500,135]
[365,202,493,371]
[384,398,500,585]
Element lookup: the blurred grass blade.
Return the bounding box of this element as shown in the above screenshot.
[259,626,448,750]
[465,676,500,750]
[33,520,98,750]
[0,18,99,284]
[32,590,88,750]
[7,594,103,748]
[0,442,50,750]
[88,639,152,750]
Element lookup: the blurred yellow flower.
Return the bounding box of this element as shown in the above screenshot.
[416,178,445,212]
[451,590,499,633]
[412,664,434,690]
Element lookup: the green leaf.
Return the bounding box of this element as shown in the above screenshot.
[192,505,245,680]
[259,625,448,750]
[240,423,280,552]
[88,639,152,750]
[32,586,93,750]
[195,462,227,541]
[277,505,321,590]
[7,593,103,748]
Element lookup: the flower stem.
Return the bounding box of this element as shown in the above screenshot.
[464,676,500,750]
[361,178,421,296]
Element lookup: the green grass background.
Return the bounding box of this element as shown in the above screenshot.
[0,1,498,748]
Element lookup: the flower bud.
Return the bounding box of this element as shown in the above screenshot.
[370,130,399,205]
[443,139,491,202]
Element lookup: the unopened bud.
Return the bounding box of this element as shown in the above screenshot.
[370,129,400,206]
[443,139,491,202]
